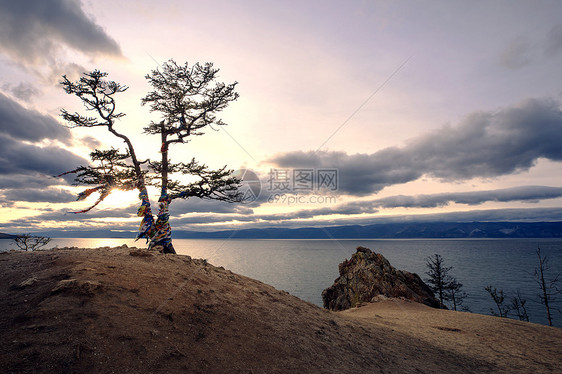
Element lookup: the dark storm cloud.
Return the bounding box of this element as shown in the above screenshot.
[273,207,562,227]
[319,207,562,225]
[369,186,562,209]
[0,91,70,143]
[9,206,138,228]
[269,98,562,196]
[0,174,63,189]
[0,133,86,179]
[272,207,562,226]
[381,207,562,223]
[2,187,76,203]
[0,92,86,195]
[0,0,122,63]
[268,150,419,196]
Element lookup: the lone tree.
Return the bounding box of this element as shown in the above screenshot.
[534,247,561,326]
[447,279,468,312]
[60,60,242,253]
[424,253,467,310]
[12,234,51,251]
[484,285,509,318]
[510,290,529,322]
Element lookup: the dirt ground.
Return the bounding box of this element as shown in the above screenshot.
[1,246,560,373]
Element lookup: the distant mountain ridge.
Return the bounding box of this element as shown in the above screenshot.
[174,221,562,239]
[41,221,562,239]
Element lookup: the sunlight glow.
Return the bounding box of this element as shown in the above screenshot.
[102,189,139,208]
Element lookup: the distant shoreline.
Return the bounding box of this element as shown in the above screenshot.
[10,221,562,240]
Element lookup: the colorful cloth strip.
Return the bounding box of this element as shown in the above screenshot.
[136,188,155,242]
[71,188,110,214]
[77,186,104,201]
[148,192,172,249]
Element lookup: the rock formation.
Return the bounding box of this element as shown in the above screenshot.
[322,246,440,310]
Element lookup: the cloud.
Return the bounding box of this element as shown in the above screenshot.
[7,205,562,232]
[0,174,64,189]
[10,195,255,227]
[2,187,76,204]
[159,206,562,230]
[168,185,562,226]
[35,206,136,221]
[0,91,70,143]
[0,133,86,181]
[1,206,139,230]
[377,207,562,224]
[545,24,562,57]
[368,186,562,209]
[0,91,85,194]
[0,0,122,65]
[499,37,534,69]
[497,24,562,69]
[78,135,102,149]
[1,82,41,102]
[167,198,378,226]
[169,197,254,215]
[268,98,562,195]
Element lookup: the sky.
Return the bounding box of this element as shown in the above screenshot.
[1,0,562,235]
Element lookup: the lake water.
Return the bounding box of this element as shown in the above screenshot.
[3,237,562,327]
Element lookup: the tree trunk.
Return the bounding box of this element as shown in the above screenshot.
[537,250,552,326]
[451,291,457,311]
[161,121,169,193]
[156,121,176,254]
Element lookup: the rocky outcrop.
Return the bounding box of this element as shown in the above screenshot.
[322,246,440,310]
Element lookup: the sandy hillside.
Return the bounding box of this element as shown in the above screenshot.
[0,246,560,373]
